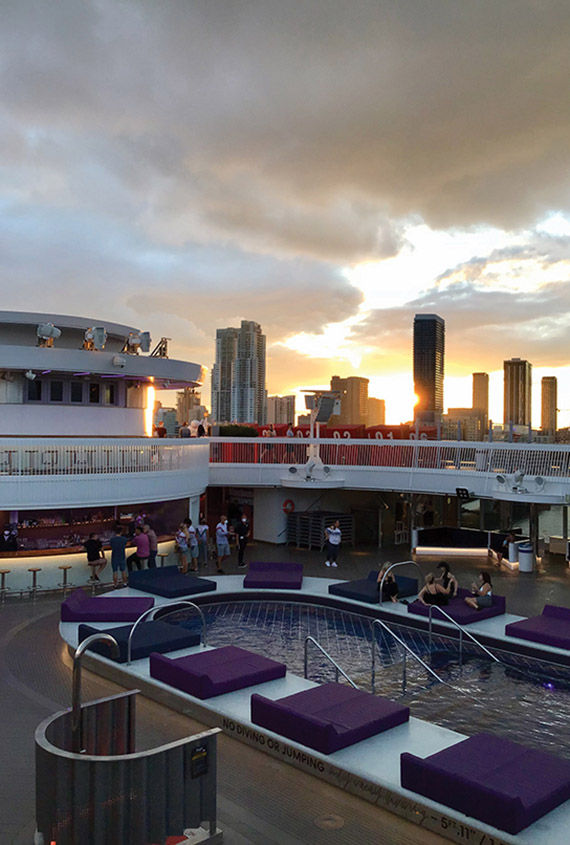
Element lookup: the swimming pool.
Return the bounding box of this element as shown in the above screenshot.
[176,599,570,759]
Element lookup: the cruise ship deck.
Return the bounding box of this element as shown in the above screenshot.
[2,541,569,844]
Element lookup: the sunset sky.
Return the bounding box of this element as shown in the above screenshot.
[1,1,570,426]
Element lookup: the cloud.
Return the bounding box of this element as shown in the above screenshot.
[2,0,570,257]
[353,233,570,372]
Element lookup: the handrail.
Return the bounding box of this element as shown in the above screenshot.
[72,633,119,753]
[304,635,358,688]
[370,618,446,695]
[127,600,207,664]
[427,605,501,664]
[378,560,422,602]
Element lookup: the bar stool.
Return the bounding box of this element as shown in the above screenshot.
[28,567,42,601]
[58,564,73,595]
[0,569,10,604]
[158,553,168,567]
[87,562,101,595]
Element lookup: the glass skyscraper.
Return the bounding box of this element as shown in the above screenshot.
[413,314,445,425]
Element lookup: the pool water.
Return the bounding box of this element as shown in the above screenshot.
[177,600,570,759]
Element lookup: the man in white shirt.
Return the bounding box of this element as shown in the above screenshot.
[324,519,342,568]
[215,515,230,573]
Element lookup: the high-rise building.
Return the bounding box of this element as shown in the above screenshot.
[231,321,266,424]
[367,397,386,426]
[413,314,445,424]
[267,394,296,425]
[211,321,266,424]
[211,327,239,423]
[472,372,489,432]
[329,375,369,425]
[541,376,557,436]
[503,358,532,426]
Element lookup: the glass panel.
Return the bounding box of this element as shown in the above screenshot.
[70,381,84,403]
[89,382,100,404]
[49,381,63,402]
[27,379,42,401]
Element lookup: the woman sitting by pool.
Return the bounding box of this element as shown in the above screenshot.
[417,573,451,606]
[377,564,399,603]
[436,561,458,597]
[464,571,493,610]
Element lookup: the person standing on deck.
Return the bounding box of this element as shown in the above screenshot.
[196,515,209,569]
[235,514,250,568]
[215,515,231,574]
[324,519,342,568]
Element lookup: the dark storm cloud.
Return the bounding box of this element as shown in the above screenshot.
[2,0,570,243]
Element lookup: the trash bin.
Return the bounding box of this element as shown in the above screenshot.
[518,542,534,572]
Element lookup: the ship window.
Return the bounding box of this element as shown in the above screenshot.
[89,382,100,404]
[70,381,83,403]
[50,380,64,402]
[27,379,42,401]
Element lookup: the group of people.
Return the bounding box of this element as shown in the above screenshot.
[175,512,251,574]
[84,522,159,588]
[378,560,493,611]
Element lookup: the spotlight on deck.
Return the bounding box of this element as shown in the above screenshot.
[84,326,107,350]
[534,476,545,490]
[456,487,470,500]
[36,323,61,347]
[288,466,298,474]
[124,331,152,354]
[513,470,525,485]
[25,370,36,381]
[496,474,507,486]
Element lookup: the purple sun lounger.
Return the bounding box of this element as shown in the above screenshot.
[149,645,287,699]
[60,587,154,622]
[401,733,570,834]
[505,604,570,650]
[407,587,506,625]
[251,682,409,754]
[243,561,303,589]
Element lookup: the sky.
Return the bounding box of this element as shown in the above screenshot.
[1,0,570,426]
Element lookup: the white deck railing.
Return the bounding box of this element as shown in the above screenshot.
[208,437,570,479]
[0,437,204,476]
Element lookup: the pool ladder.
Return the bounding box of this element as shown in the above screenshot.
[371,618,448,696]
[427,605,501,666]
[304,635,358,688]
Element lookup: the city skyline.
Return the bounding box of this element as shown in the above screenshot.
[1,2,569,427]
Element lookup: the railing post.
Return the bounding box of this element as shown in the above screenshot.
[459,629,463,666]
[402,652,407,695]
[428,606,433,650]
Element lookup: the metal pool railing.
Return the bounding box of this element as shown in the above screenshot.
[378,560,423,601]
[427,605,501,666]
[127,600,208,664]
[304,635,358,688]
[371,618,447,696]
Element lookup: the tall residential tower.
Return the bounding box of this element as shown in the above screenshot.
[212,321,266,424]
[413,314,445,425]
[541,376,557,436]
[503,358,532,427]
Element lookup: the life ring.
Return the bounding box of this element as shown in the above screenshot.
[282,499,295,514]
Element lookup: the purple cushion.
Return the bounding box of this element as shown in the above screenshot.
[251,682,409,754]
[505,604,570,649]
[149,645,286,699]
[243,561,303,589]
[401,733,570,834]
[128,566,217,598]
[60,588,154,622]
[408,587,505,625]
